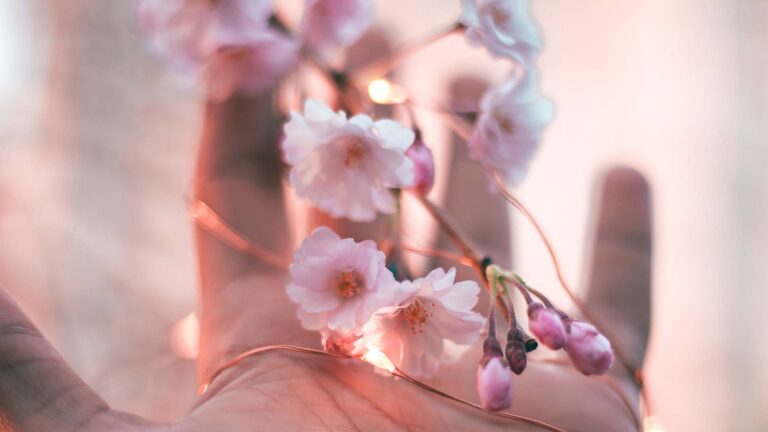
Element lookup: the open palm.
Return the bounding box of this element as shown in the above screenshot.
[0,91,651,432]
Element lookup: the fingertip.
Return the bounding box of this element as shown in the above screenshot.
[595,166,653,253]
[601,166,651,204]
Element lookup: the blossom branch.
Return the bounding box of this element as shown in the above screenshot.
[353,22,466,82]
[490,172,642,386]
[411,192,511,322]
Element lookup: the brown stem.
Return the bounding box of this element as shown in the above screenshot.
[400,244,475,268]
[411,192,511,323]
[352,22,466,82]
[504,276,535,306]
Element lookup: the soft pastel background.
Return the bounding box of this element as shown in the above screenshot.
[0,1,766,431]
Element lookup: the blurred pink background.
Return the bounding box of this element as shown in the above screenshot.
[0,1,766,430]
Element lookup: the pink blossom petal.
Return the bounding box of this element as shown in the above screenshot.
[374,119,415,151]
[435,280,481,313]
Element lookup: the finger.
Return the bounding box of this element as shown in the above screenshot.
[0,288,108,431]
[585,167,653,372]
[194,92,313,382]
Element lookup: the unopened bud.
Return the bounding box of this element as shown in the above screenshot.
[527,302,566,350]
[505,326,527,375]
[564,320,614,375]
[477,356,513,411]
[406,133,435,195]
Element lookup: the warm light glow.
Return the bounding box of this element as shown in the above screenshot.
[367,79,408,104]
[643,416,665,432]
[170,312,200,360]
[362,347,396,373]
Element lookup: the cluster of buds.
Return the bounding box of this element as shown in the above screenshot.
[526,298,614,377]
[476,267,615,412]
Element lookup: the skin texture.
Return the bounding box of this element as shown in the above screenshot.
[0,90,652,432]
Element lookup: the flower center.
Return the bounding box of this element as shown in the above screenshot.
[493,112,515,134]
[334,268,365,299]
[334,136,368,169]
[490,6,510,27]
[402,300,434,334]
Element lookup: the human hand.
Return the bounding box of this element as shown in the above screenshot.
[0,91,651,432]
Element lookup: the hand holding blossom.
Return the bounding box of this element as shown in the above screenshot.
[0,91,652,430]
[0,1,653,431]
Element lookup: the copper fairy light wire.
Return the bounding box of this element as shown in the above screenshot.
[399,243,476,268]
[190,199,291,269]
[202,344,567,432]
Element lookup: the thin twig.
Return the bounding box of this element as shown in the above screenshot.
[411,192,512,323]
[353,23,465,82]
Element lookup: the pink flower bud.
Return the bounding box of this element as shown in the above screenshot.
[405,136,435,195]
[505,326,527,375]
[476,356,513,412]
[321,329,358,356]
[527,303,566,350]
[564,320,614,375]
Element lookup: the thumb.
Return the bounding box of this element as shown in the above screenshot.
[584,167,653,373]
[0,289,140,431]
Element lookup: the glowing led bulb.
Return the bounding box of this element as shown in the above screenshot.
[170,312,200,360]
[643,416,665,432]
[362,347,396,373]
[368,79,408,104]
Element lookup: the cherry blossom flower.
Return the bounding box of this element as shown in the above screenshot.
[282,99,415,222]
[460,0,541,67]
[564,320,614,375]
[468,70,554,186]
[138,0,297,98]
[360,268,485,377]
[527,302,566,350]
[405,133,435,195]
[302,0,374,50]
[286,227,398,334]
